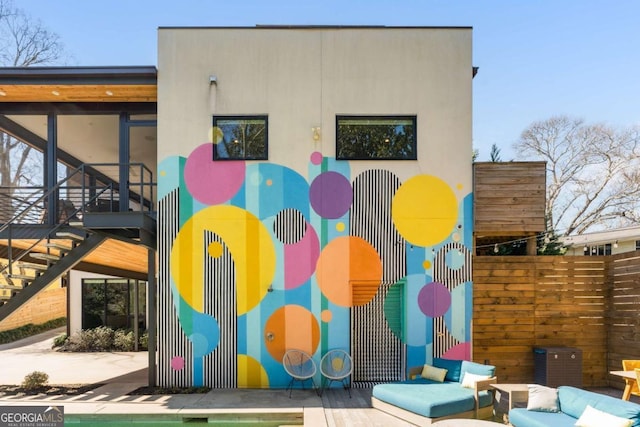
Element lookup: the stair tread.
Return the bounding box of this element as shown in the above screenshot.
[15,262,47,270]
[8,274,35,281]
[0,284,23,290]
[55,231,85,240]
[30,253,60,261]
[45,243,73,252]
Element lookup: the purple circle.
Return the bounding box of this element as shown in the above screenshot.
[309,172,353,219]
[417,282,451,317]
[310,151,323,165]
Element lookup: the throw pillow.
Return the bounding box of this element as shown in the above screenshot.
[526,384,559,412]
[433,358,463,382]
[575,405,633,427]
[460,372,491,388]
[420,364,448,382]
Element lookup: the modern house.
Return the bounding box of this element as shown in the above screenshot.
[562,226,640,256]
[0,25,501,390]
[155,26,474,388]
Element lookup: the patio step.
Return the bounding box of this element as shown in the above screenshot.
[7,274,35,282]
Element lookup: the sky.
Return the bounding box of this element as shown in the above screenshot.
[15,0,640,161]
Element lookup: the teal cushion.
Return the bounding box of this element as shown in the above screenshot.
[433,358,462,382]
[558,386,640,427]
[459,360,495,383]
[509,408,576,427]
[373,382,475,418]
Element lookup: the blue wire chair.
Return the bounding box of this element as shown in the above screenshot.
[283,349,317,398]
[320,349,352,397]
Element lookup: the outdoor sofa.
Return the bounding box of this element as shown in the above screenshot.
[371,358,497,425]
[509,385,640,427]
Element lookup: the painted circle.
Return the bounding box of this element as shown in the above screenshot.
[417,282,451,317]
[273,209,307,244]
[336,222,345,232]
[391,175,458,246]
[310,151,323,165]
[445,248,465,270]
[452,232,461,242]
[237,354,269,388]
[264,305,320,362]
[316,236,382,307]
[321,309,333,323]
[309,172,353,219]
[184,143,245,205]
[422,260,431,270]
[170,356,185,371]
[208,241,223,258]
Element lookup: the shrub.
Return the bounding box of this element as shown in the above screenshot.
[22,371,49,391]
[91,326,115,351]
[114,330,135,351]
[0,317,66,345]
[52,333,67,348]
[139,331,149,350]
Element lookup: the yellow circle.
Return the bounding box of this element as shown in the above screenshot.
[160,170,166,177]
[208,241,223,258]
[336,222,345,232]
[209,126,224,144]
[456,183,464,190]
[422,260,431,270]
[392,175,458,247]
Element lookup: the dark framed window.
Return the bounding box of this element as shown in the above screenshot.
[336,115,417,160]
[212,115,268,160]
[82,278,146,330]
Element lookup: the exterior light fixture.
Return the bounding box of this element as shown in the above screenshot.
[105,90,113,96]
[312,127,321,142]
[493,244,499,253]
[51,90,60,96]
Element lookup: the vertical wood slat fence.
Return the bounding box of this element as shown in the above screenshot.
[473,252,640,389]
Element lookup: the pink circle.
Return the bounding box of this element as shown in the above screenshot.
[184,143,246,205]
[170,356,185,370]
[310,151,323,165]
[309,172,353,219]
[284,223,320,289]
[417,282,451,317]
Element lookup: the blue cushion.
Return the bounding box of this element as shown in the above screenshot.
[373,382,474,418]
[509,408,576,427]
[459,360,495,383]
[558,386,640,426]
[433,358,462,382]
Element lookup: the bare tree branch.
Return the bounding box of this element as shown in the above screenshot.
[514,115,640,236]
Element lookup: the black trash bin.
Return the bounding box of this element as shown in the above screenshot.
[533,346,582,388]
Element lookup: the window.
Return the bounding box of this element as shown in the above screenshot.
[636,240,640,251]
[336,116,416,160]
[584,244,611,256]
[82,278,146,330]
[212,115,268,160]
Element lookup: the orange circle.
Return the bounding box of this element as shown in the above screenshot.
[264,305,320,362]
[321,309,333,323]
[316,236,382,307]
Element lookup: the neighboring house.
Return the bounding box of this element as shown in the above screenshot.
[156,26,475,388]
[562,226,640,256]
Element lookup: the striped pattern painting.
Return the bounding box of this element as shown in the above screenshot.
[203,231,237,388]
[157,188,193,387]
[350,170,405,383]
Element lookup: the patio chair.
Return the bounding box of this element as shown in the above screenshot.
[320,349,352,397]
[282,349,317,398]
[623,360,640,399]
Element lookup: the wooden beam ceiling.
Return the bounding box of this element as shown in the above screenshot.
[0,84,157,102]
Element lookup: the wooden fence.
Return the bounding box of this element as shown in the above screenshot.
[473,252,640,389]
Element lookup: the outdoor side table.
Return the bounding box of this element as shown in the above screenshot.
[491,383,529,423]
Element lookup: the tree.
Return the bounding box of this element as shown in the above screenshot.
[514,115,640,236]
[0,0,67,221]
[489,143,502,162]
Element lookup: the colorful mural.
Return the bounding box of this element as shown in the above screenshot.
[157,142,474,388]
